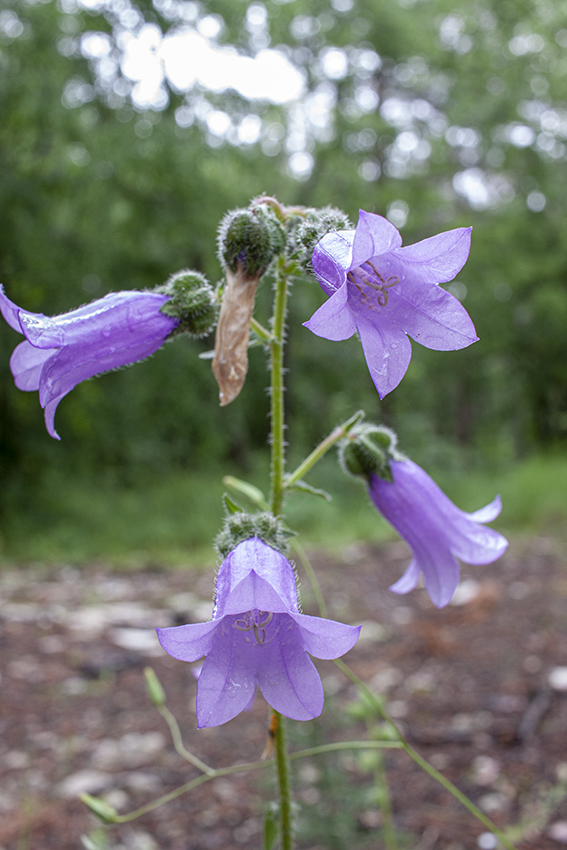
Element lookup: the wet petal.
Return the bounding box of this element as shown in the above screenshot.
[387,279,478,351]
[0,285,27,332]
[303,284,357,342]
[10,340,55,391]
[38,336,169,409]
[356,314,412,398]
[393,227,471,284]
[351,211,402,268]
[195,619,257,728]
[20,291,173,349]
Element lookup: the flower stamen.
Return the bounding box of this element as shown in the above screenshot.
[347,265,400,308]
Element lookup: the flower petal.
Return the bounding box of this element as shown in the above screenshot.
[156,621,219,662]
[388,558,421,595]
[303,284,357,342]
[256,616,324,721]
[9,340,55,392]
[356,314,412,398]
[0,285,26,332]
[312,230,353,295]
[465,494,502,523]
[386,278,478,351]
[195,618,257,728]
[291,613,360,659]
[393,227,472,283]
[19,291,174,349]
[43,398,63,441]
[38,336,170,409]
[214,538,299,618]
[351,211,402,267]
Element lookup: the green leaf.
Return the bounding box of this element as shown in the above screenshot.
[223,476,269,510]
[79,795,118,823]
[287,480,332,501]
[222,493,245,514]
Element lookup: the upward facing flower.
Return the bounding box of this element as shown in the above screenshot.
[369,460,508,608]
[304,211,478,398]
[157,537,360,728]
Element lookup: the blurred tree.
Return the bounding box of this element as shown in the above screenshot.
[1,0,566,514]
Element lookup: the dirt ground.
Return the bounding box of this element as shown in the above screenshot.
[1,534,567,850]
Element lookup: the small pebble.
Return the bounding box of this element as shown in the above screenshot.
[549,667,567,691]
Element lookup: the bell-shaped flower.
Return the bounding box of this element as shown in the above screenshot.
[0,286,179,440]
[368,460,508,608]
[304,210,478,398]
[157,537,360,728]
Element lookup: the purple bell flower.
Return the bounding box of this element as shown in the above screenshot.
[368,460,508,608]
[157,537,360,728]
[303,210,478,398]
[0,286,178,440]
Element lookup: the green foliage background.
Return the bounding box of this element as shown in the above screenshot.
[1,0,566,559]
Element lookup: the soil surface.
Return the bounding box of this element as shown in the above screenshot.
[1,534,567,850]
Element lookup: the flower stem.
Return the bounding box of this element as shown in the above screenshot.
[284,410,365,490]
[334,659,518,850]
[268,256,295,847]
[273,712,293,850]
[269,257,291,516]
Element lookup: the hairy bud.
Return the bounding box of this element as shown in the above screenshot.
[292,206,352,274]
[214,511,296,560]
[217,205,286,276]
[339,424,404,483]
[157,269,217,338]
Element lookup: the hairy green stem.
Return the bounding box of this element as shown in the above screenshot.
[285,410,365,490]
[269,259,291,516]
[268,256,294,847]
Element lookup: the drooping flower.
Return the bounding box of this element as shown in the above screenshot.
[0,271,216,440]
[304,210,478,398]
[0,287,177,440]
[157,537,360,728]
[368,460,508,608]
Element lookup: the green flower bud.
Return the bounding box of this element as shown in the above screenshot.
[292,206,353,273]
[144,666,166,707]
[339,424,404,483]
[80,794,118,823]
[157,269,218,338]
[214,511,296,560]
[217,205,286,276]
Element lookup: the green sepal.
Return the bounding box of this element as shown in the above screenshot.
[263,804,279,850]
[156,269,218,338]
[222,493,246,515]
[79,794,118,823]
[286,479,332,502]
[291,205,353,274]
[215,511,296,559]
[144,666,166,707]
[339,424,405,483]
[223,476,269,510]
